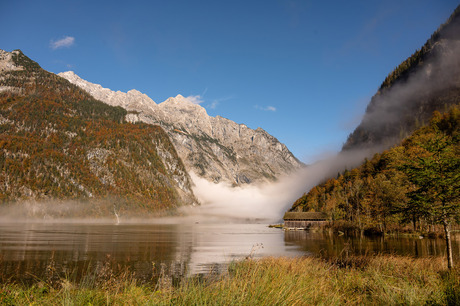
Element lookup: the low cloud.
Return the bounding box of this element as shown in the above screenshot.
[184,148,373,223]
[255,105,277,112]
[347,39,460,150]
[50,36,75,50]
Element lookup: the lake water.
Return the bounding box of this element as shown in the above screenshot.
[0,220,458,284]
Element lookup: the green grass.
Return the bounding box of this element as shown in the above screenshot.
[1,255,459,305]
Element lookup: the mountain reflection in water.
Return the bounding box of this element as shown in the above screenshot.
[0,221,458,284]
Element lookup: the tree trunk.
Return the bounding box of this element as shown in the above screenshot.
[443,220,454,269]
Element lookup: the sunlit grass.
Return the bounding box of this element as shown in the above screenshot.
[1,255,459,305]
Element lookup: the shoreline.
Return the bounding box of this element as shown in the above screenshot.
[1,254,458,305]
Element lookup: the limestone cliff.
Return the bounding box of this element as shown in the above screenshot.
[0,49,198,215]
[59,71,304,185]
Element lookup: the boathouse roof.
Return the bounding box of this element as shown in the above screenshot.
[283,211,327,221]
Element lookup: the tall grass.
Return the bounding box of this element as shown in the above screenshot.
[1,255,459,305]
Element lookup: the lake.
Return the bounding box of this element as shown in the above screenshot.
[0,220,458,284]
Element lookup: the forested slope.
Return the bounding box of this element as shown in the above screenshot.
[291,107,459,234]
[290,6,460,234]
[0,50,197,217]
[343,5,460,151]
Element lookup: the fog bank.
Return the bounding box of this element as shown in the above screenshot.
[186,148,374,223]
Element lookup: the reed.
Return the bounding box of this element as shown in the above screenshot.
[1,255,459,305]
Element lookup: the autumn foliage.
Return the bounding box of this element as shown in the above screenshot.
[292,107,460,235]
[0,50,194,215]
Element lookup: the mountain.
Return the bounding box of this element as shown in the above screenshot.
[289,5,460,230]
[59,71,303,185]
[343,5,460,152]
[290,106,459,234]
[0,49,198,217]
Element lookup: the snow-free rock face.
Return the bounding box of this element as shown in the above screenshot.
[59,71,157,114]
[0,50,25,94]
[0,49,23,73]
[59,71,304,185]
[0,49,199,214]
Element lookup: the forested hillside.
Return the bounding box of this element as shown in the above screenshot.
[291,6,460,233]
[291,107,459,235]
[343,5,460,151]
[0,50,197,217]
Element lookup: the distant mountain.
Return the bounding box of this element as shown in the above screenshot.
[0,49,198,217]
[59,71,303,185]
[343,5,460,152]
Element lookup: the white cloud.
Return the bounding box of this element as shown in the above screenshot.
[209,100,219,109]
[255,105,277,112]
[206,96,233,110]
[185,94,233,109]
[186,95,204,105]
[50,36,75,50]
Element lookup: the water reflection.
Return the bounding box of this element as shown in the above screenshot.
[0,222,458,284]
[284,230,459,260]
[0,221,301,283]
[0,222,183,284]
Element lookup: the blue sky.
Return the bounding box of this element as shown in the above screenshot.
[1,0,458,163]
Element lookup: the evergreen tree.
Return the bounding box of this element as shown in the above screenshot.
[400,113,460,268]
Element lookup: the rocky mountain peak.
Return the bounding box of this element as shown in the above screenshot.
[0,51,199,213]
[0,49,23,73]
[59,71,304,185]
[127,89,144,96]
[162,94,188,106]
[58,71,157,111]
[161,94,200,109]
[160,94,207,114]
[171,94,187,102]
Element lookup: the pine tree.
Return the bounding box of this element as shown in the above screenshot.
[400,115,460,269]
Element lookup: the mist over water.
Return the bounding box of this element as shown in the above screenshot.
[183,39,460,222]
[1,23,460,287]
[2,28,458,224]
[187,148,374,222]
[189,24,460,224]
[0,146,378,224]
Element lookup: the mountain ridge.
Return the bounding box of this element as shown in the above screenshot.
[290,105,459,235]
[0,49,198,217]
[289,5,460,229]
[59,71,304,185]
[343,5,460,152]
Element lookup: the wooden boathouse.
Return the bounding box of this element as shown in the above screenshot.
[283,212,328,230]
